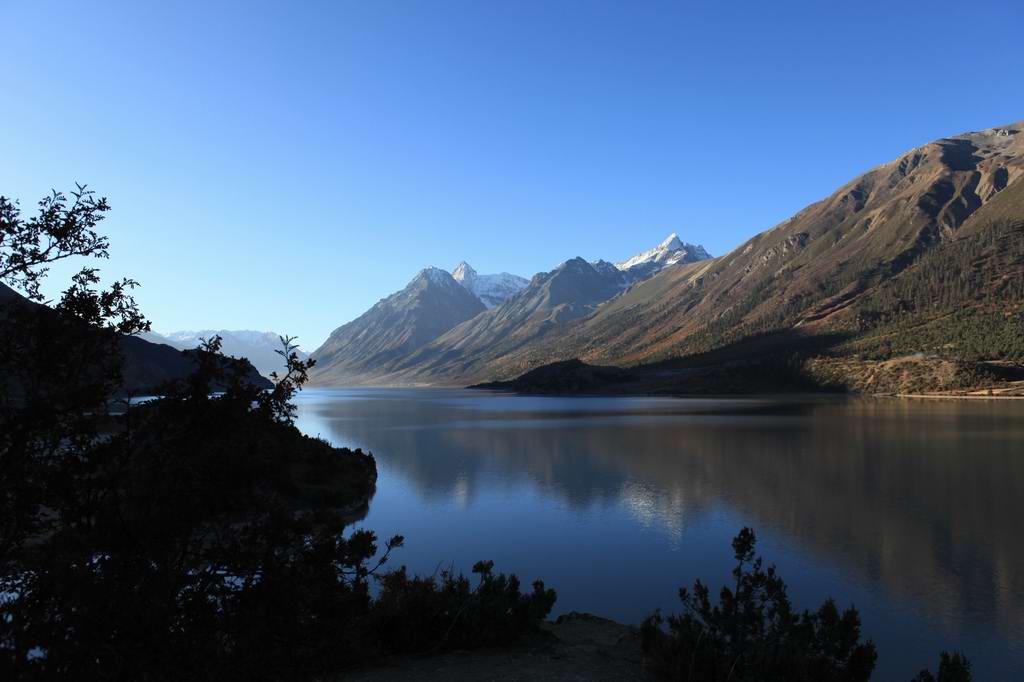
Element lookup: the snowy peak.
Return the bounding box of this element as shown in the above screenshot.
[450,262,528,309]
[404,262,527,309]
[452,261,477,284]
[411,266,460,289]
[590,259,621,278]
[659,233,684,251]
[310,264,486,384]
[615,233,711,273]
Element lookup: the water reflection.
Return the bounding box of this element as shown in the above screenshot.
[294,389,1024,679]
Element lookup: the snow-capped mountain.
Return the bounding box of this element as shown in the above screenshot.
[451,262,529,308]
[590,259,623,278]
[152,329,309,378]
[309,235,707,385]
[350,255,629,386]
[310,267,486,385]
[614,233,710,281]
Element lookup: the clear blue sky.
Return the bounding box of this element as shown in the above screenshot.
[3,1,1022,349]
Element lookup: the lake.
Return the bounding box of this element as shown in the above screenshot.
[293,388,1024,680]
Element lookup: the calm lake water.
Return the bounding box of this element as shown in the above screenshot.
[294,388,1024,680]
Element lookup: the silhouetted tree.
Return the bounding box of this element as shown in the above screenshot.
[0,186,555,681]
[911,651,972,682]
[642,528,877,681]
[0,184,112,301]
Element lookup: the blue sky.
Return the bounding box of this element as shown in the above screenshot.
[2,1,1022,348]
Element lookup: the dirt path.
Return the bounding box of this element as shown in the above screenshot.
[339,612,657,681]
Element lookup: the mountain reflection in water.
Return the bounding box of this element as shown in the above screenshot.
[294,389,1024,680]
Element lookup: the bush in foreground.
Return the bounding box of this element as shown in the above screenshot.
[374,560,557,653]
[642,529,974,682]
[912,651,973,682]
[641,528,877,682]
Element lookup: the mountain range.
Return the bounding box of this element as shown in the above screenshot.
[309,235,711,385]
[309,120,1024,394]
[310,267,489,385]
[144,329,309,378]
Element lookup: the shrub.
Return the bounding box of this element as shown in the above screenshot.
[373,560,557,653]
[911,651,972,682]
[641,528,877,681]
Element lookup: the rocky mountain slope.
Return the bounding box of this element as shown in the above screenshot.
[311,121,1023,391]
[310,267,486,385]
[309,235,708,386]
[451,262,529,308]
[482,121,1024,393]
[373,256,631,385]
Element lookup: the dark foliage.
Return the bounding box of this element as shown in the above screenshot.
[0,187,555,681]
[641,528,877,682]
[372,560,557,653]
[0,185,111,302]
[911,651,973,682]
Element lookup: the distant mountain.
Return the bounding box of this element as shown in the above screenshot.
[309,267,486,385]
[451,262,529,308]
[119,335,272,393]
[0,283,271,394]
[153,330,309,378]
[139,331,188,350]
[346,256,630,385]
[615,233,710,282]
[308,235,711,386]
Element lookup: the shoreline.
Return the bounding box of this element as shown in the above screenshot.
[890,392,1024,400]
[305,384,1024,402]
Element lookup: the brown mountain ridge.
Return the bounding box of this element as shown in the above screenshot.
[314,120,1024,394]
